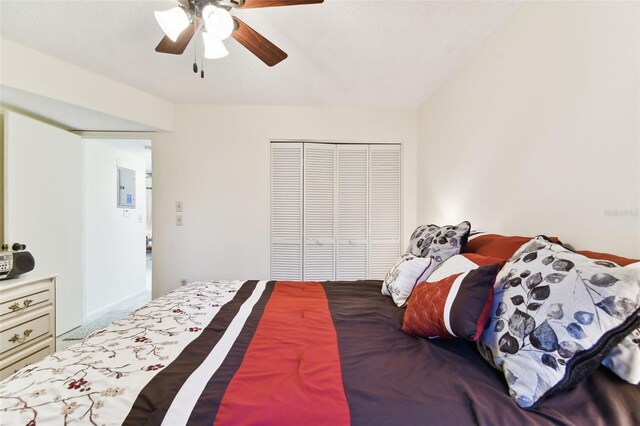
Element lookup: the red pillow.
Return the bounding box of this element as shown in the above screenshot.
[464,234,561,260]
[402,264,500,341]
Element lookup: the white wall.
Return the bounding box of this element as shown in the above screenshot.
[417,1,640,258]
[83,139,147,320]
[152,105,418,297]
[4,111,83,335]
[0,37,174,132]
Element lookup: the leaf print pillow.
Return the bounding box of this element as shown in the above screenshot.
[382,254,437,307]
[477,236,640,409]
[406,221,471,266]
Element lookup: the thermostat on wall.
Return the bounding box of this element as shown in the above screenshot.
[118,167,136,208]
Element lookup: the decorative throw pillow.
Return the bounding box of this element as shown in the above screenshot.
[406,221,471,265]
[382,254,436,307]
[426,253,505,283]
[601,261,640,384]
[403,264,500,341]
[463,234,562,260]
[478,236,640,408]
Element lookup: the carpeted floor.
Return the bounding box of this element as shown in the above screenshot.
[62,310,131,340]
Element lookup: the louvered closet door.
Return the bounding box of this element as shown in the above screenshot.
[336,145,368,280]
[271,143,303,280]
[368,145,401,279]
[303,143,336,281]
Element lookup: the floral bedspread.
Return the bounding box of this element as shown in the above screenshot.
[0,280,245,426]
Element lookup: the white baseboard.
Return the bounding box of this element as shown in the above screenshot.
[84,290,148,323]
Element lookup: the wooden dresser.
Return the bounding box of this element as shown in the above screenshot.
[0,274,56,380]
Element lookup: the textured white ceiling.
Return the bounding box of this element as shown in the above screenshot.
[0,0,521,107]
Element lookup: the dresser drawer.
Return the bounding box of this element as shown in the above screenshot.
[0,278,54,322]
[1,288,52,318]
[0,338,54,380]
[1,311,53,355]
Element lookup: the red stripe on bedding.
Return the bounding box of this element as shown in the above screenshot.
[213,281,350,426]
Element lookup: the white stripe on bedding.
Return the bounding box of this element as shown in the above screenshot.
[162,280,268,426]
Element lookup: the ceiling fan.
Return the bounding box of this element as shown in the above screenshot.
[154,0,324,72]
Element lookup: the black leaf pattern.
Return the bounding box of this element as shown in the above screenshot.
[531,286,550,301]
[574,311,594,325]
[495,319,505,332]
[558,341,584,358]
[509,309,536,339]
[566,323,587,339]
[526,272,543,289]
[589,273,619,287]
[530,321,558,352]
[541,256,555,266]
[541,354,559,370]
[527,303,542,311]
[552,259,574,272]
[523,252,538,263]
[511,295,525,306]
[496,302,507,316]
[509,277,523,287]
[544,273,566,284]
[499,332,520,354]
[523,241,546,253]
[596,296,637,318]
[594,260,617,268]
[519,270,531,278]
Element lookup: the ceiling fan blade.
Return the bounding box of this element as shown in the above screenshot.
[231,17,287,66]
[155,24,196,55]
[238,0,323,9]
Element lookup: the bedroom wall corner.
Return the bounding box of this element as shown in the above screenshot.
[416,1,640,257]
[151,105,418,298]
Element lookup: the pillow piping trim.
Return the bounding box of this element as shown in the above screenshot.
[527,308,640,410]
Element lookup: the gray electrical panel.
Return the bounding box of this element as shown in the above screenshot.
[118,167,136,208]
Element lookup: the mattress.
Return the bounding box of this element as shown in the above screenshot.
[1,280,638,425]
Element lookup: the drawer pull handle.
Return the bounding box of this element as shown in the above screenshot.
[8,329,33,344]
[7,298,34,312]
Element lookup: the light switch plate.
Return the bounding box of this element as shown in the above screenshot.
[176,215,183,226]
[176,201,183,212]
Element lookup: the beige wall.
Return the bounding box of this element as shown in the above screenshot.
[152,105,418,297]
[417,1,640,257]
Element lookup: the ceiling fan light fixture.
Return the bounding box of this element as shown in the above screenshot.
[203,31,230,59]
[202,4,234,40]
[154,6,190,42]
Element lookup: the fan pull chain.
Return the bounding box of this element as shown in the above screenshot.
[201,45,205,79]
[192,21,198,74]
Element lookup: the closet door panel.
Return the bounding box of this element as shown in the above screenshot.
[336,145,368,280]
[303,144,336,281]
[368,145,401,279]
[270,143,303,280]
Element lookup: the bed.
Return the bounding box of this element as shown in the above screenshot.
[1,230,639,425]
